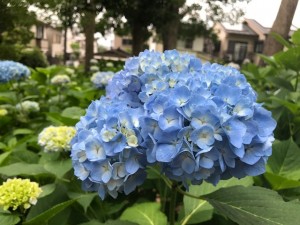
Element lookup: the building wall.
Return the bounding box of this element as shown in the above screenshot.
[213,23,228,59]
[193,37,204,52]
[28,24,64,58]
[114,34,204,55]
[46,26,63,57]
[176,37,204,53]
[114,35,132,52]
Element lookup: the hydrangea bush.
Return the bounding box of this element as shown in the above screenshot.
[71,50,276,199]
[0,60,30,83]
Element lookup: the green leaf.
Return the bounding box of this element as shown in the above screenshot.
[78,220,137,225]
[266,77,294,91]
[45,112,78,126]
[257,54,278,67]
[8,137,17,149]
[264,172,300,190]
[13,128,34,135]
[12,150,39,164]
[0,142,8,150]
[39,184,56,198]
[0,213,20,225]
[270,97,298,114]
[0,152,11,166]
[23,199,76,225]
[68,192,97,213]
[0,92,17,104]
[181,177,253,225]
[61,106,85,120]
[291,29,300,45]
[267,138,300,180]
[274,47,300,71]
[0,163,48,176]
[203,186,300,225]
[120,202,167,225]
[78,220,104,225]
[44,159,72,179]
[270,32,292,49]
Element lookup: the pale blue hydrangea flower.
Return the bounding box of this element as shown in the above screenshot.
[0,61,30,83]
[91,71,114,88]
[71,50,276,199]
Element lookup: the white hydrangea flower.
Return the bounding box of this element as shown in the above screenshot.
[51,74,71,85]
[16,101,39,114]
[38,126,76,152]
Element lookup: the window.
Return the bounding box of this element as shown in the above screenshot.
[255,41,264,53]
[122,38,132,46]
[54,34,61,44]
[185,38,193,49]
[227,41,248,62]
[228,41,235,54]
[36,25,44,39]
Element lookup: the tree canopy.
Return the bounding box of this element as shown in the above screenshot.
[0,0,36,45]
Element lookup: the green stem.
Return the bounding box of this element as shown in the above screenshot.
[176,185,204,199]
[148,166,203,199]
[57,86,62,107]
[147,166,172,189]
[169,185,177,225]
[295,71,299,91]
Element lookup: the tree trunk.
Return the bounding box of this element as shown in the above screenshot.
[63,26,67,65]
[162,0,181,51]
[162,19,179,50]
[263,0,299,56]
[82,1,96,72]
[131,23,147,56]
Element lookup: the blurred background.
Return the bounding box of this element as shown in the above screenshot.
[0,0,299,71]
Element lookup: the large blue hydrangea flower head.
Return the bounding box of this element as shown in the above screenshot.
[0,61,30,83]
[72,49,276,199]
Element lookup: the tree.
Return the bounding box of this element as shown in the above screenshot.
[79,0,103,72]
[102,0,249,53]
[0,0,36,45]
[101,0,160,56]
[263,0,299,56]
[29,0,104,71]
[155,0,185,50]
[156,0,250,51]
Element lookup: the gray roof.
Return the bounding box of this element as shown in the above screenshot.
[244,19,295,37]
[220,22,258,36]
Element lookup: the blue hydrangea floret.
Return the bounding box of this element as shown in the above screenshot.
[71,50,276,199]
[0,61,30,83]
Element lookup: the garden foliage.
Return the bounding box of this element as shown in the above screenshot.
[0,31,300,225]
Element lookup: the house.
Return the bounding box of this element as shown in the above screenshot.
[214,19,296,64]
[29,22,98,65]
[113,34,213,61]
[213,21,258,64]
[28,23,64,63]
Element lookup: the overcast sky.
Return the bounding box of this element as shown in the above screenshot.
[245,0,300,28]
